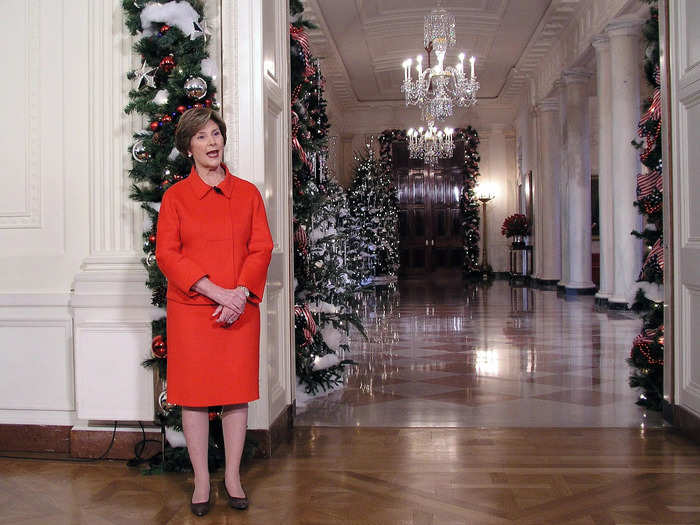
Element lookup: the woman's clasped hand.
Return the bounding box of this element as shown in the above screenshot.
[212,286,248,325]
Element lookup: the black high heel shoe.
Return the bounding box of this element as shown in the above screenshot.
[223,482,249,510]
[190,494,211,517]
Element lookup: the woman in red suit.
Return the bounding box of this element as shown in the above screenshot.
[156,108,273,516]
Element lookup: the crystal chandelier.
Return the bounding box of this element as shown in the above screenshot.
[407,125,455,167]
[401,2,479,122]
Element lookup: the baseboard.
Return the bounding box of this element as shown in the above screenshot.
[0,424,71,453]
[594,296,609,307]
[559,286,597,296]
[531,278,559,290]
[607,300,630,310]
[0,423,162,459]
[673,404,700,445]
[662,399,674,424]
[247,403,294,458]
[70,426,162,459]
[2,405,295,460]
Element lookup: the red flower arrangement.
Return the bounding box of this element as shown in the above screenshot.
[501,213,531,238]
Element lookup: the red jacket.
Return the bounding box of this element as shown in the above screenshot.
[155,164,273,305]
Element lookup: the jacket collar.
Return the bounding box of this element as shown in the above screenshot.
[188,164,234,199]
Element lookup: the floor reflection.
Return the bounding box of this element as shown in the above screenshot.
[295,279,664,428]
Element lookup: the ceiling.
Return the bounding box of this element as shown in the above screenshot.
[302,0,584,113]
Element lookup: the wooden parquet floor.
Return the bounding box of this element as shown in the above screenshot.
[2,427,700,524]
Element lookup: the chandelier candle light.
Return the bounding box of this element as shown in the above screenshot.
[407,125,454,167]
[401,3,479,122]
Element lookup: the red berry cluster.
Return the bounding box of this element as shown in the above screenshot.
[159,54,175,73]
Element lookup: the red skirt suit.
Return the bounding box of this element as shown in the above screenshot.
[155,164,273,406]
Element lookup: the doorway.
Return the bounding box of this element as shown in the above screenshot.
[394,140,466,279]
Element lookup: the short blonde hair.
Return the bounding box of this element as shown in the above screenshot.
[174,108,227,158]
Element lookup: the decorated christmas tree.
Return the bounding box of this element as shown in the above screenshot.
[123,0,228,471]
[347,146,399,282]
[291,0,365,395]
[627,0,664,410]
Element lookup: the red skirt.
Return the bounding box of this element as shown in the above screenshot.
[166,300,260,406]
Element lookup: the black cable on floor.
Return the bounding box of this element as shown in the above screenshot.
[96,420,118,460]
[127,421,163,467]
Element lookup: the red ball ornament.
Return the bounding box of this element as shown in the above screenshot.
[176,105,186,114]
[150,121,159,131]
[160,24,170,33]
[151,335,167,358]
[148,234,156,243]
[204,99,212,107]
[159,54,175,73]
[161,114,173,123]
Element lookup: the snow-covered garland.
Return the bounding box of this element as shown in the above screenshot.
[123,0,228,471]
[378,127,481,276]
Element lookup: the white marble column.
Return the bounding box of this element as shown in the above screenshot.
[486,124,511,273]
[527,105,541,277]
[593,35,615,303]
[534,98,562,282]
[562,69,596,292]
[607,18,643,307]
[556,79,570,288]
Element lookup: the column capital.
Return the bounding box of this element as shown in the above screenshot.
[591,34,610,51]
[562,68,591,85]
[536,97,559,113]
[606,16,643,38]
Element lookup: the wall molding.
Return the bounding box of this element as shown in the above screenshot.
[0,0,42,229]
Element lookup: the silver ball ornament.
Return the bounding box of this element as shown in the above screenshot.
[146,252,156,266]
[158,390,173,414]
[132,140,149,163]
[184,76,207,100]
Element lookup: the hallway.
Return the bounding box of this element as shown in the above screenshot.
[296,280,663,428]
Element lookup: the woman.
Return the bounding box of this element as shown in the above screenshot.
[155,108,273,517]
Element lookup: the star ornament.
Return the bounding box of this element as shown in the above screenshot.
[191,17,212,41]
[134,59,157,90]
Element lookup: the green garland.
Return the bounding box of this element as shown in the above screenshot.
[627,0,664,410]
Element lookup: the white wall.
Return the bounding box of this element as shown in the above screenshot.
[0,0,92,425]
